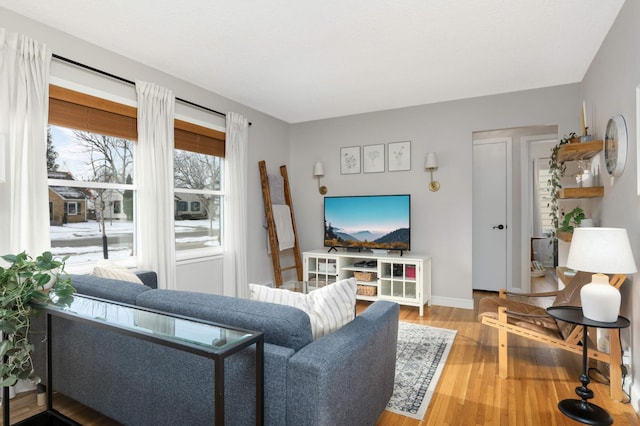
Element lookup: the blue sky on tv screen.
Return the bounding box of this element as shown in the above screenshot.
[325,195,409,235]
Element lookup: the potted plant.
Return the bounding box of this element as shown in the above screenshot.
[0,251,75,388]
[557,206,585,234]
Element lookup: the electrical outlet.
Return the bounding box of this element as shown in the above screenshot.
[623,348,631,367]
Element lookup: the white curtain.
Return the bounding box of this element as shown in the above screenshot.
[0,29,51,257]
[135,81,176,289]
[223,112,249,298]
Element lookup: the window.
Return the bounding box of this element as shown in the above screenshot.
[48,85,137,265]
[173,120,225,253]
[535,158,554,234]
[65,202,78,215]
[47,85,226,263]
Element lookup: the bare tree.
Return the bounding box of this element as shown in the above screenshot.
[174,150,221,237]
[73,131,134,258]
[73,130,133,184]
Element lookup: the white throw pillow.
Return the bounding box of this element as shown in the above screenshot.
[91,260,144,285]
[308,278,357,338]
[248,278,357,339]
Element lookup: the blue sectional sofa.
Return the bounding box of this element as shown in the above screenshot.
[42,272,399,425]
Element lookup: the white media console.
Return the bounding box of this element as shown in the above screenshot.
[303,249,431,316]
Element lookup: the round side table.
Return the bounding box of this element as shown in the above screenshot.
[546,306,630,426]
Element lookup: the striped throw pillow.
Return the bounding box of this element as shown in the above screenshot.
[248,278,357,339]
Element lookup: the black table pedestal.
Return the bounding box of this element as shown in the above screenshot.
[546,306,629,426]
[558,399,612,426]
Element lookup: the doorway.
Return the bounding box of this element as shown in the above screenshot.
[472,126,558,293]
[472,137,511,292]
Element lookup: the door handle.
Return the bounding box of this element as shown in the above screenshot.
[492,224,505,230]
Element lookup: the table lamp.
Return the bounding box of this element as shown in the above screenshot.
[566,227,637,322]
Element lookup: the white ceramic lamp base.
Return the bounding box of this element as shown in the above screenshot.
[580,273,620,322]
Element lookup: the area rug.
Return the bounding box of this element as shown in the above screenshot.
[386,321,457,420]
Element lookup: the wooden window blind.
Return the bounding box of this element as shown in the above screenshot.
[49,85,226,156]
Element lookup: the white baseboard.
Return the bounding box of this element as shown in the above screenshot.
[630,381,640,414]
[431,296,474,310]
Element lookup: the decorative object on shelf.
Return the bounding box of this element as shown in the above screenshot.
[340,146,361,174]
[557,207,585,234]
[604,114,628,177]
[566,227,637,322]
[0,251,75,388]
[363,144,385,173]
[424,152,440,192]
[580,101,592,142]
[313,161,327,194]
[388,141,411,172]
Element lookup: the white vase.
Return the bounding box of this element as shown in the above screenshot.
[580,273,620,322]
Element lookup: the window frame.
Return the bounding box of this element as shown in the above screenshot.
[48,85,227,266]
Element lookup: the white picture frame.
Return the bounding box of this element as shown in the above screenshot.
[388,141,411,171]
[340,146,361,174]
[363,144,385,173]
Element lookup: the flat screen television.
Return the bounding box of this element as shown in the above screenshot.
[324,194,410,253]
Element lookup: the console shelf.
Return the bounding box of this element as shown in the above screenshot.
[303,249,431,316]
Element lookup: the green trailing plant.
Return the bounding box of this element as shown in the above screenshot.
[0,251,75,387]
[547,132,577,241]
[558,207,585,233]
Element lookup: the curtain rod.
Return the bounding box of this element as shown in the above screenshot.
[52,53,251,125]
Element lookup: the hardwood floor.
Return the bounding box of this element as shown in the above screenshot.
[2,271,639,425]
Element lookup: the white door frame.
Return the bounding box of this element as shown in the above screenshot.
[472,137,512,292]
[519,134,558,293]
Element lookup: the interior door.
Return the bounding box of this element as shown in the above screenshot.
[472,138,511,292]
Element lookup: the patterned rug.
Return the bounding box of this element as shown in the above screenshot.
[386,321,457,420]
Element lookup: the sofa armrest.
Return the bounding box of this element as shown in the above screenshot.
[286,300,399,426]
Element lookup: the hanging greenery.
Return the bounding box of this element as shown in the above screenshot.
[0,251,75,387]
[547,132,576,242]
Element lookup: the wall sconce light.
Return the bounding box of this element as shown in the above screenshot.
[0,134,5,184]
[313,161,327,195]
[425,152,440,192]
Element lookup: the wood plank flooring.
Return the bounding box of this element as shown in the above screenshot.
[2,271,639,425]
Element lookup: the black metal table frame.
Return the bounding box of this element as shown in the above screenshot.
[546,306,630,426]
[3,295,264,426]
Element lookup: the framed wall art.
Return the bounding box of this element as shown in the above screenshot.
[363,144,385,173]
[340,146,361,174]
[388,141,411,171]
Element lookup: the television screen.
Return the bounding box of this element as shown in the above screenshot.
[324,195,410,252]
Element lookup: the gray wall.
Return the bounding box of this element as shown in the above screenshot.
[289,86,580,307]
[581,0,640,410]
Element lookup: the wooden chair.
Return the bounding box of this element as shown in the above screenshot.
[479,271,627,401]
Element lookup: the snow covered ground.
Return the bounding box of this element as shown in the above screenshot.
[50,219,219,264]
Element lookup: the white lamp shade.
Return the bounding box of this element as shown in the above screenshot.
[424,152,438,169]
[566,227,637,274]
[313,161,324,177]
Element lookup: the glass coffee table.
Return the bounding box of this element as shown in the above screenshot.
[5,294,264,426]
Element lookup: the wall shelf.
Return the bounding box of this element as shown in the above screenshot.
[557,140,603,162]
[558,187,604,199]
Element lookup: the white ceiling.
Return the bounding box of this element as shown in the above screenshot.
[0,0,625,123]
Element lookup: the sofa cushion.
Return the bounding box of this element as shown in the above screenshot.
[136,289,313,351]
[249,278,357,339]
[91,260,144,284]
[69,274,153,305]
